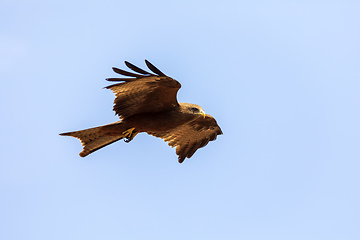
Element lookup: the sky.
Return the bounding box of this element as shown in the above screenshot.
[1,0,360,239]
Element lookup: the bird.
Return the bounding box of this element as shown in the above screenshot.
[60,60,222,163]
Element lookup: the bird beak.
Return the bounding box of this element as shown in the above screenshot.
[200,110,206,118]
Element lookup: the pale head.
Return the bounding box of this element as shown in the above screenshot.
[179,103,206,118]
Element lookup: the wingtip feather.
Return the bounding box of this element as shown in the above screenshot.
[145,60,166,76]
[125,61,153,75]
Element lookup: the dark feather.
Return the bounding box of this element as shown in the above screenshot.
[125,61,154,75]
[106,78,135,82]
[145,60,166,76]
[103,82,125,89]
[112,67,144,78]
[186,142,202,158]
[199,138,210,148]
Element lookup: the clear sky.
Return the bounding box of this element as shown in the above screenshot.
[1,1,360,239]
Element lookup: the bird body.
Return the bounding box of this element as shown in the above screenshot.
[60,60,222,163]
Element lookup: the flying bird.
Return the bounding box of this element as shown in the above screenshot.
[60,60,222,163]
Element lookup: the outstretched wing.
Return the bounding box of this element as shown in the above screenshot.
[148,115,223,163]
[105,60,181,119]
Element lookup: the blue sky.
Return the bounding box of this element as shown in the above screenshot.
[1,1,360,239]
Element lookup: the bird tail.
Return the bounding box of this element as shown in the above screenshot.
[60,121,128,157]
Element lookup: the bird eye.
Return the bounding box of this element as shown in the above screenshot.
[190,107,199,113]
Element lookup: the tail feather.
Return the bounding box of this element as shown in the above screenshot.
[60,122,125,157]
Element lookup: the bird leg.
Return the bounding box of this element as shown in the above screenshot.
[122,127,138,143]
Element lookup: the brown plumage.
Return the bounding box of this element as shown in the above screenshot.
[60,60,222,163]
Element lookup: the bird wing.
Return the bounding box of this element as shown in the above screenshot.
[105,60,181,119]
[148,115,223,163]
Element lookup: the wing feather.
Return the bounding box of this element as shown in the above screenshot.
[112,67,144,78]
[106,78,135,82]
[105,60,181,119]
[125,61,154,75]
[148,115,222,163]
[145,59,166,76]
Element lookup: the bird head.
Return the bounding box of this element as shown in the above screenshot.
[179,103,206,118]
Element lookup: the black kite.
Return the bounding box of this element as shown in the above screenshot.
[60,60,222,163]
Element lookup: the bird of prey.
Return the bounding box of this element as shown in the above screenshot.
[60,60,222,163]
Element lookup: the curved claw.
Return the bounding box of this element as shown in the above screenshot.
[122,128,138,143]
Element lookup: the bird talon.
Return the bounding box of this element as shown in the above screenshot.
[122,127,137,143]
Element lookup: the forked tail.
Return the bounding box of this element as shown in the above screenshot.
[60,122,129,157]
